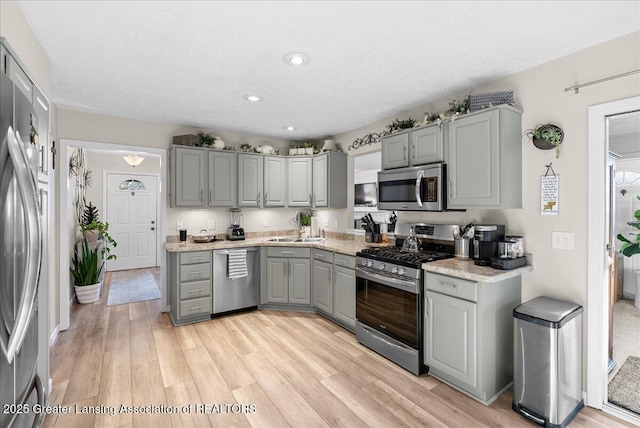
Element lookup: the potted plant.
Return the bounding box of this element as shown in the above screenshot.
[617,194,640,308]
[80,219,118,263]
[70,237,116,304]
[385,118,417,134]
[300,212,312,237]
[304,142,315,155]
[524,124,564,159]
[80,202,100,242]
[196,131,216,147]
[240,143,252,152]
[289,143,300,156]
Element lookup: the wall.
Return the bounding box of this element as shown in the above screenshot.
[332,32,640,383]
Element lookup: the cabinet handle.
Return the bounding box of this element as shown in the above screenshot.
[188,288,203,294]
[440,281,458,290]
[188,271,203,277]
[200,190,203,202]
[188,257,203,262]
[328,269,331,282]
[316,254,325,259]
[412,144,415,159]
[188,306,203,313]
[281,251,294,255]
[449,179,454,199]
[309,193,313,205]
[209,190,212,204]
[338,258,348,265]
[425,298,429,318]
[264,192,267,205]
[403,145,406,160]
[333,270,337,283]
[256,192,261,206]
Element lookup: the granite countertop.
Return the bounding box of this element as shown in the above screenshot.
[423,258,533,283]
[165,237,365,257]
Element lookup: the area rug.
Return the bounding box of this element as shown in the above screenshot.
[107,269,160,306]
[608,356,640,414]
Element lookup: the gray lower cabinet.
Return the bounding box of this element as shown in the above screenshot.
[238,153,264,207]
[287,157,312,207]
[169,250,212,325]
[423,271,521,405]
[170,146,206,207]
[447,105,522,209]
[208,151,237,207]
[266,247,311,305]
[312,152,347,208]
[264,156,287,207]
[312,250,356,330]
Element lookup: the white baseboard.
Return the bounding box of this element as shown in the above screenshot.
[48,326,59,347]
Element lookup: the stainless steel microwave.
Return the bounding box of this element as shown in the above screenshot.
[377,163,446,211]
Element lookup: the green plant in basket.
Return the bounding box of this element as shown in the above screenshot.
[70,238,104,286]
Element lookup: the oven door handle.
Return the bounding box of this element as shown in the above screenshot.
[415,170,423,207]
[356,268,418,294]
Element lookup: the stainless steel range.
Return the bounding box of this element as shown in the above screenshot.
[355,223,456,375]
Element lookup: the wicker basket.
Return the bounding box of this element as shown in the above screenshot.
[468,91,514,111]
[172,134,199,146]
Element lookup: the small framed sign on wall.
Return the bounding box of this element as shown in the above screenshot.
[541,175,559,216]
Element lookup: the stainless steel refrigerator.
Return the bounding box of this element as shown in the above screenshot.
[0,71,45,427]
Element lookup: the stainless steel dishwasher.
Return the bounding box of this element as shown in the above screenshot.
[213,248,260,314]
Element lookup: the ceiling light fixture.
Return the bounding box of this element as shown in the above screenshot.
[123,153,145,167]
[285,126,297,131]
[283,52,310,66]
[244,94,263,102]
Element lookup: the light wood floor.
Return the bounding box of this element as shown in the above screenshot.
[45,273,636,428]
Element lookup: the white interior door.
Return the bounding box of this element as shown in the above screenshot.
[106,173,157,271]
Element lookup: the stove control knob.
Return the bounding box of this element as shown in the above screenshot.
[398,268,406,276]
[366,260,373,267]
[391,266,399,274]
[378,263,386,270]
[361,260,367,266]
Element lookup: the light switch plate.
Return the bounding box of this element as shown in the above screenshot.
[334,219,339,228]
[552,232,574,250]
[176,221,184,231]
[208,220,216,230]
[263,218,269,227]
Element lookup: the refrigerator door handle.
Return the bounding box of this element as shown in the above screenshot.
[2,128,41,364]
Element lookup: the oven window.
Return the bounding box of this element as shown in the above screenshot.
[356,276,419,348]
[378,177,437,203]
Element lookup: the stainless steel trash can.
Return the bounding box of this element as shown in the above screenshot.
[512,297,584,428]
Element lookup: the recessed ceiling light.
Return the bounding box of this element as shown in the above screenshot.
[244,94,263,102]
[285,126,297,131]
[283,52,310,66]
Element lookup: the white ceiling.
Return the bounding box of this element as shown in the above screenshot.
[17,1,640,141]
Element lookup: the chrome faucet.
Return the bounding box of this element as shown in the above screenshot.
[293,211,302,238]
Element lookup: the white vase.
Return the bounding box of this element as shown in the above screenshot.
[289,148,297,156]
[305,147,314,155]
[75,282,100,304]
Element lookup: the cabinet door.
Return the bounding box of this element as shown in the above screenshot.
[313,260,332,313]
[333,265,355,329]
[287,157,312,207]
[424,291,478,390]
[381,132,409,170]
[208,151,236,207]
[33,88,50,183]
[411,124,443,166]
[289,258,310,304]
[264,156,286,207]
[448,109,500,207]
[312,154,328,207]
[6,55,33,101]
[238,154,264,207]
[173,147,206,207]
[266,258,288,303]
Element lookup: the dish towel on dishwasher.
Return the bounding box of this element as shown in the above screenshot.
[228,249,248,280]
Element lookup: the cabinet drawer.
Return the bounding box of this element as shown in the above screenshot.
[179,297,211,318]
[313,249,333,263]
[180,251,212,265]
[180,263,211,282]
[180,279,211,300]
[333,254,355,270]
[425,273,477,302]
[267,247,310,258]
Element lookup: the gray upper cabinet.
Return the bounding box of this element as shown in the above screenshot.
[287,157,312,207]
[313,152,347,208]
[238,153,264,207]
[411,123,444,166]
[381,132,410,170]
[171,146,206,207]
[208,151,237,207]
[447,105,522,209]
[264,156,287,207]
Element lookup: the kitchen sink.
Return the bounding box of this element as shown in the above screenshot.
[265,237,326,243]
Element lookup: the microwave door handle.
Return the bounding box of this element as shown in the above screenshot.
[415,170,423,207]
[3,128,41,364]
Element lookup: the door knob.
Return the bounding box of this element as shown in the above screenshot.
[151,227,155,231]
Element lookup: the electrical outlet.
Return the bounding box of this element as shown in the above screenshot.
[552,232,574,250]
[208,220,216,230]
[324,219,329,227]
[176,221,184,231]
[334,219,339,228]
[264,218,269,227]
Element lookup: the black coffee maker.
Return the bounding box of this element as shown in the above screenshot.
[472,225,505,266]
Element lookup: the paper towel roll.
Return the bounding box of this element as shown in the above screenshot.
[310,217,319,237]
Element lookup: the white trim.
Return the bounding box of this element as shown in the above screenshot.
[48,325,59,347]
[587,96,640,409]
[602,403,640,426]
[103,170,161,270]
[58,139,168,332]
